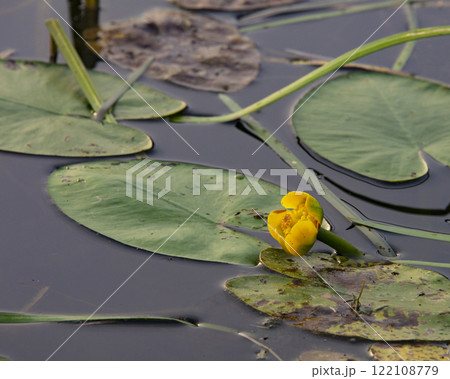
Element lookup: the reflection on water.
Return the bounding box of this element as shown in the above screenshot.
[68,0,99,68]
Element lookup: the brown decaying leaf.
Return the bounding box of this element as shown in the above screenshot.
[168,0,303,11]
[99,8,260,92]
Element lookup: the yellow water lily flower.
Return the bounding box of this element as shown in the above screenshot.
[268,192,323,256]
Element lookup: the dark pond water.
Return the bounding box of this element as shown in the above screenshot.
[0,0,449,360]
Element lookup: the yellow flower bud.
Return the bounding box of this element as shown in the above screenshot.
[267,192,323,256]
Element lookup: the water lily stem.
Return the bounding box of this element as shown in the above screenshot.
[170,26,450,124]
[220,95,395,257]
[317,228,364,257]
[239,0,401,32]
[45,18,116,124]
[239,0,361,24]
[94,56,154,122]
[392,2,418,70]
[348,218,450,242]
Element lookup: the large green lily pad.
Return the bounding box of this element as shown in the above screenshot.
[47,159,286,265]
[99,9,260,92]
[226,248,450,340]
[0,59,186,156]
[369,343,449,361]
[169,0,303,11]
[292,72,450,181]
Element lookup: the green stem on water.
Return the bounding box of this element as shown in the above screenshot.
[239,0,361,24]
[219,94,395,257]
[170,26,450,124]
[239,0,401,33]
[0,312,283,360]
[317,228,364,257]
[0,312,195,325]
[197,323,283,360]
[392,2,418,70]
[94,56,155,122]
[45,18,116,124]
[348,218,450,242]
[389,259,450,268]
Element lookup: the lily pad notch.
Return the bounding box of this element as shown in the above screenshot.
[292,71,450,181]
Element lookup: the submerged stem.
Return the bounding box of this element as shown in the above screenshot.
[239,0,361,24]
[170,26,450,124]
[240,0,400,32]
[317,228,364,257]
[197,322,283,361]
[392,2,418,70]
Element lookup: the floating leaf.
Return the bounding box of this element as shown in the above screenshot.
[0,312,194,326]
[297,350,357,361]
[292,71,450,181]
[256,349,267,360]
[226,248,450,340]
[169,0,303,11]
[369,343,449,361]
[47,159,285,265]
[99,9,260,92]
[0,356,7,361]
[0,312,283,360]
[0,59,185,156]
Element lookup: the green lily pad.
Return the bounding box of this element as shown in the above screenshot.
[297,350,357,361]
[0,356,7,361]
[168,0,303,11]
[369,343,449,361]
[99,9,260,92]
[47,159,286,265]
[0,59,186,156]
[291,71,450,181]
[226,248,450,340]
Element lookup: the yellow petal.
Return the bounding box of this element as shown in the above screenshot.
[284,219,318,256]
[267,209,286,242]
[281,191,307,210]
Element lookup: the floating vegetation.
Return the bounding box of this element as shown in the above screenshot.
[369,343,450,361]
[227,248,450,341]
[0,59,158,156]
[169,0,303,11]
[99,9,260,92]
[292,71,450,181]
[47,160,285,266]
[297,350,358,361]
[0,312,282,360]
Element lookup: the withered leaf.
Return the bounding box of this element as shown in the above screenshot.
[226,248,450,341]
[169,0,304,11]
[100,9,260,92]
